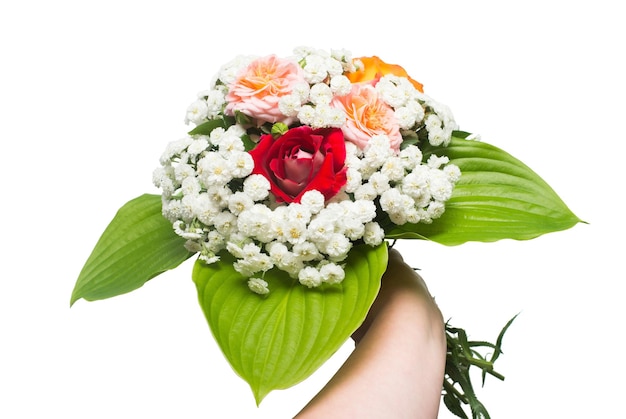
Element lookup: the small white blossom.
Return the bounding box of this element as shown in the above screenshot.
[309,83,333,105]
[401,169,429,200]
[302,55,328,84]
[217,55,254,85]
[426,201,446,220]
[218,135,245,155]
[377,76,409,108]
[205,90,226,119]
[379,188,413,216]
[292,82,311,103]
[363,222,385,246]
[300,190,325,214]
[174,162,195,183]
[238,204,273,242]
[297,105,316,126]
[276,251,304,277]
[243,174,271,201]
[153,167,176,196]
[197,153,232,186]
[399,145,423,170]
[202,230,225,253]
[341,217,365,240]
[180,194,200,222]
[368,172,391,194]
[354,183,377,201]
[292,241,321,261]
[299,266,322,288]
[405,207,422,224]
[285,219,308,245]
[321,233,352,259]
[307,216,335,243]
[349,199,377,223]
[427,154,450,169]
[345,167,362,193]
[208,127,226,145]
[428,171,454,202]
[267,241,289,261]
[173,220,204,240]
[188,137,209,155]
[380,156,406,182]
[181,176,201,196]
[229,151,254,178]
[185,100,208,125]
[206,185,231,209]
[199,251,220,264]
[320,263,345,285]
[287,203,312,225]
[329,75,351,96]
[228,191,254,215]
[278,94,302,117]
[444,164,461,182]
[395,106,417,130]
[160,137,193,165]
[248,277,270,295]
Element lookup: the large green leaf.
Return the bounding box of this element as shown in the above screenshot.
[70,194,194,305]
[193,242,388,404]
[386,133,582,245]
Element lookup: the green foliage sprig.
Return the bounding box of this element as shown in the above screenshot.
[443,315,518,419]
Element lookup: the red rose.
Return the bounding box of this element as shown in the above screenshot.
[249,126,348,203]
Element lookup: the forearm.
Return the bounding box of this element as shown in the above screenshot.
[296,249,446,418]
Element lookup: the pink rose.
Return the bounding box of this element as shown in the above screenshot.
[330,83,402,151]
[249,126,348,203]
[225,55,306,124]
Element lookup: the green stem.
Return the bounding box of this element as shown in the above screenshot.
[443,379,468,404]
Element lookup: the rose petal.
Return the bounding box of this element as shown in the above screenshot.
[284,156,312,184]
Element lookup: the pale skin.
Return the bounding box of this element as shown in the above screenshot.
[295,248,447,419]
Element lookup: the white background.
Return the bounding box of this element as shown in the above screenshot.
[1,1,622,418]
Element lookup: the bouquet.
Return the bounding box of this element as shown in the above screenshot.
[71,47,581,418]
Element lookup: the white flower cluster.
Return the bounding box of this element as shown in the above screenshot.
[345,136,461,226]
[155,47,461,294]
[374,74,457,146]
[153,126,385,293]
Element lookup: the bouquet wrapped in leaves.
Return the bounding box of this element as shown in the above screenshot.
[71,47,581,418]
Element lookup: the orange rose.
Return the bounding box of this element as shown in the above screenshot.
[330,83,402,151]
[347,56,424,92]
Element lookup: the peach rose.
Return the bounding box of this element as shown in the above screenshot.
[347,56,424,92]
[225,55,306,124]
[330,83,402,151]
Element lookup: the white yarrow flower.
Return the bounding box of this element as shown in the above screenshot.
[363,222,385,246]
[248,277,270,295]
[299,266,322,288]
[188,137,209,155]
[229,151,254,178]
[300,190,325,214]
[185,100,209,125]
[329,75,351,96]
[228,191,254,215]
[320,263,345,285]
[322,233,352,259]
[279,94,302,117]
[243,174,271,201]
[309,83,333,105]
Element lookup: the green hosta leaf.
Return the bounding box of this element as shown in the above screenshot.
[387,133,583,245]
[193,243,388,404]
[70,194,194,305]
